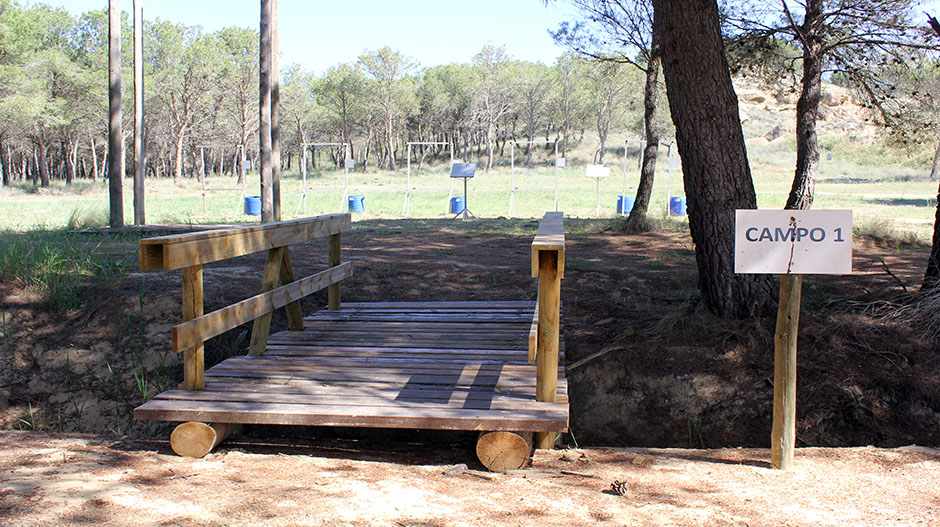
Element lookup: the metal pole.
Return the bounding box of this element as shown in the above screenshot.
[509,142,515,217]
[665,143,672,216]
[554,141,559,212]
[622,140,628,216]
[201,146,207,215]
[343,142,349,212]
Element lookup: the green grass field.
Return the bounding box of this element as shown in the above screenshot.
[0,132,936,239]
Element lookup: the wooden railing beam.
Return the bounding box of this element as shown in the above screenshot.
[171,262,353,353]
[140,213,351,271]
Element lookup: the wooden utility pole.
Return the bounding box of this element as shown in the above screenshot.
[108,0,124,228]
[259,0,280,223]
[133,0,145,225]
[771,274,801,470]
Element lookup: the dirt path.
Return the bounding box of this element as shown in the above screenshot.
[0,431,936,527]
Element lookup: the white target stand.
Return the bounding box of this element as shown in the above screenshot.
[401,141,454,216]
[296,142,350,215]
[197,144,246,217]
[585,164,610,216]
[509,140,560,218]
[450,162,477,221]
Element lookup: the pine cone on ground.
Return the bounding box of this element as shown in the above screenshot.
[610,480,628,496]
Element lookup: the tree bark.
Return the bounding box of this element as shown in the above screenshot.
[653,0,774,318]
[625,27,662,233]
[0,139,9,187]
[259,0,274,223]
[108,0,124,228]
[786,0,823,210]
[133,0,145,225]
[929,136,940,181]
[925,178,940,287]
[270,0,281,221]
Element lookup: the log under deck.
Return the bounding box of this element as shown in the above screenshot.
[135,301,569,433]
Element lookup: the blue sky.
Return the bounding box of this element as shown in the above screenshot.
[35,0,573,73]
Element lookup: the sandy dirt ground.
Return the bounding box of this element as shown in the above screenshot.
[1,431,937,527]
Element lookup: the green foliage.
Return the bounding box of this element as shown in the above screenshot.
[0,229,130,311]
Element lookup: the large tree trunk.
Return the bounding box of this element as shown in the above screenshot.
[928,136,940,181]
[625,28,662,233]
[0,138,10,187]
[486,121,496,170]
[133,0,145,225]
[786,0,823,210]
[173,128,185,184]
[37,136,51,188]
[108,0,124,228]
[259,0,277,222]
[653,0,774,318]
[925,178,940,287]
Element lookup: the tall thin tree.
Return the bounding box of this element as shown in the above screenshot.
[108,0,124,228]
[133,0,145,225]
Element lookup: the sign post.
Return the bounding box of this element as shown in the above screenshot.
[735,209,853,470]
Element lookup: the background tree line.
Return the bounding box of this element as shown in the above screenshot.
[0,1,654,189]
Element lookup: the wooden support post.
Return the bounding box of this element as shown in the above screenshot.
[249,246,285,355]
[771,274,802,470]
[279,247,304,330]
[328,232,341,311]
[476,431,533,472]
[181,265,204,390]
[170,422,238,458]
[535,250,561,450]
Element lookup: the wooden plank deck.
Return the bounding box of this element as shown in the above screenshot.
[135,302,569,433]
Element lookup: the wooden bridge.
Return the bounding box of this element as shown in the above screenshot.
[134,212,567,471]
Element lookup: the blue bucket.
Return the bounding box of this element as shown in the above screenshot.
[617,195,634,214]
[670,196,687,216]
[450,196,465,214]
[244,196,261,216]
[348,195,365,213]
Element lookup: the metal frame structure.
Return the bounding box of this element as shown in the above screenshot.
[664,141,678,216]
[296,142,350,215]
[401,141,454,216]
[198,144,246,216]
[509,140,559,218]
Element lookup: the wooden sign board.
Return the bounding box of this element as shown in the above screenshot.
[735,210,852,275]
[585,165,610,178]
[450,162,476,179]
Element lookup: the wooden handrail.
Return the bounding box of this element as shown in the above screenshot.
[138,214,354,390]
[140,213,351,271]
[531,211,564,449]
[171,262,353,353]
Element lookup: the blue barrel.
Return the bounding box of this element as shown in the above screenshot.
[244,196,262,216]
[348,195,365,213]
[617,195,634,214]
[450,196,465,214]
[670,196,687,216]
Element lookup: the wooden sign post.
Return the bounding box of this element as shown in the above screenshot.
[735,210,852,470]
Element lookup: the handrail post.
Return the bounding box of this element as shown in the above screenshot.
[181,264,205,390]
[534,249,561,449]
[328,232,341,310]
